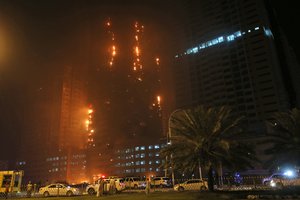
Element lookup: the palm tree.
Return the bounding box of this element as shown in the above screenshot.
[264,108,300,169]
[160,105,256,191]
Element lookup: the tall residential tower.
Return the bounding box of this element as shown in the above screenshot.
[172,0,299,135]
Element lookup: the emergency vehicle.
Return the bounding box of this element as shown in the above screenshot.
[0,170,24,195]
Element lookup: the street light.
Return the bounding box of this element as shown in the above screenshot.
[167,109,182,187]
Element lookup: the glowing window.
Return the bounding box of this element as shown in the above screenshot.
[186,48,193,54]
[192,47,198,53]
[218,36,224,42]
[206,41,213,46]
[199,43,206,49]
[154,145,160,149]
[234,31,242,37]
[227,35,234,41]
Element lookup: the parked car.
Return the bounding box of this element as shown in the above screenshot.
[124,177,146,189]
[270,174,300,189]
[262,173,284,185]
[174,179,208,191]
[150,177,172,188]
[38,183,80,197]
[86,177,125,195]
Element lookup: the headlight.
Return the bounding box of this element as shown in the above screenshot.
[270,180,276,187]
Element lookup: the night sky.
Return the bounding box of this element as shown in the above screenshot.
[0,0,299,163]
[0,0,177,162]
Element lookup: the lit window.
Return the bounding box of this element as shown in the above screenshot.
[234,31,242,37]
[199,43,205,49]
[140,146,145,150]
[135,147,139,151]
[192,47,198,53]
[218,36,224,42]
[148,145,153,150]
[155,160,160,164]
[186,48,193,54]
[206,41,212,46]
[264,27,273,37]
[154,145,160,149]
[227,35,234,41]
[155,153,159,157]
[211,39,219,45]
[141,161,145,165]
[156,168,160,172]
[135,154,140,158]
[141,153,145,158]
[255,27,260,30]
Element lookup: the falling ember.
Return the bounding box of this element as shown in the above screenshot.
[156,95,162,115]
[132,21,144,77]
[112,45,116,56]
[86,104,95,148]
[155,57,160,65]
[135,46,140,56]
[157,95,161,104]
[105,18,117,68]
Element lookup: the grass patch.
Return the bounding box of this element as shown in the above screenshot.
[8,191,222,200]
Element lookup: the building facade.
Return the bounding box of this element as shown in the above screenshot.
[114,143,166,178]
[17,65,88,184]
[172,0,299,135]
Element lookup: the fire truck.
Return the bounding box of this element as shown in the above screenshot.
[0,170,24,196]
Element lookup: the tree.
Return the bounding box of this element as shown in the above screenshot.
[264,108,300,169]
[160,105,256,191]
